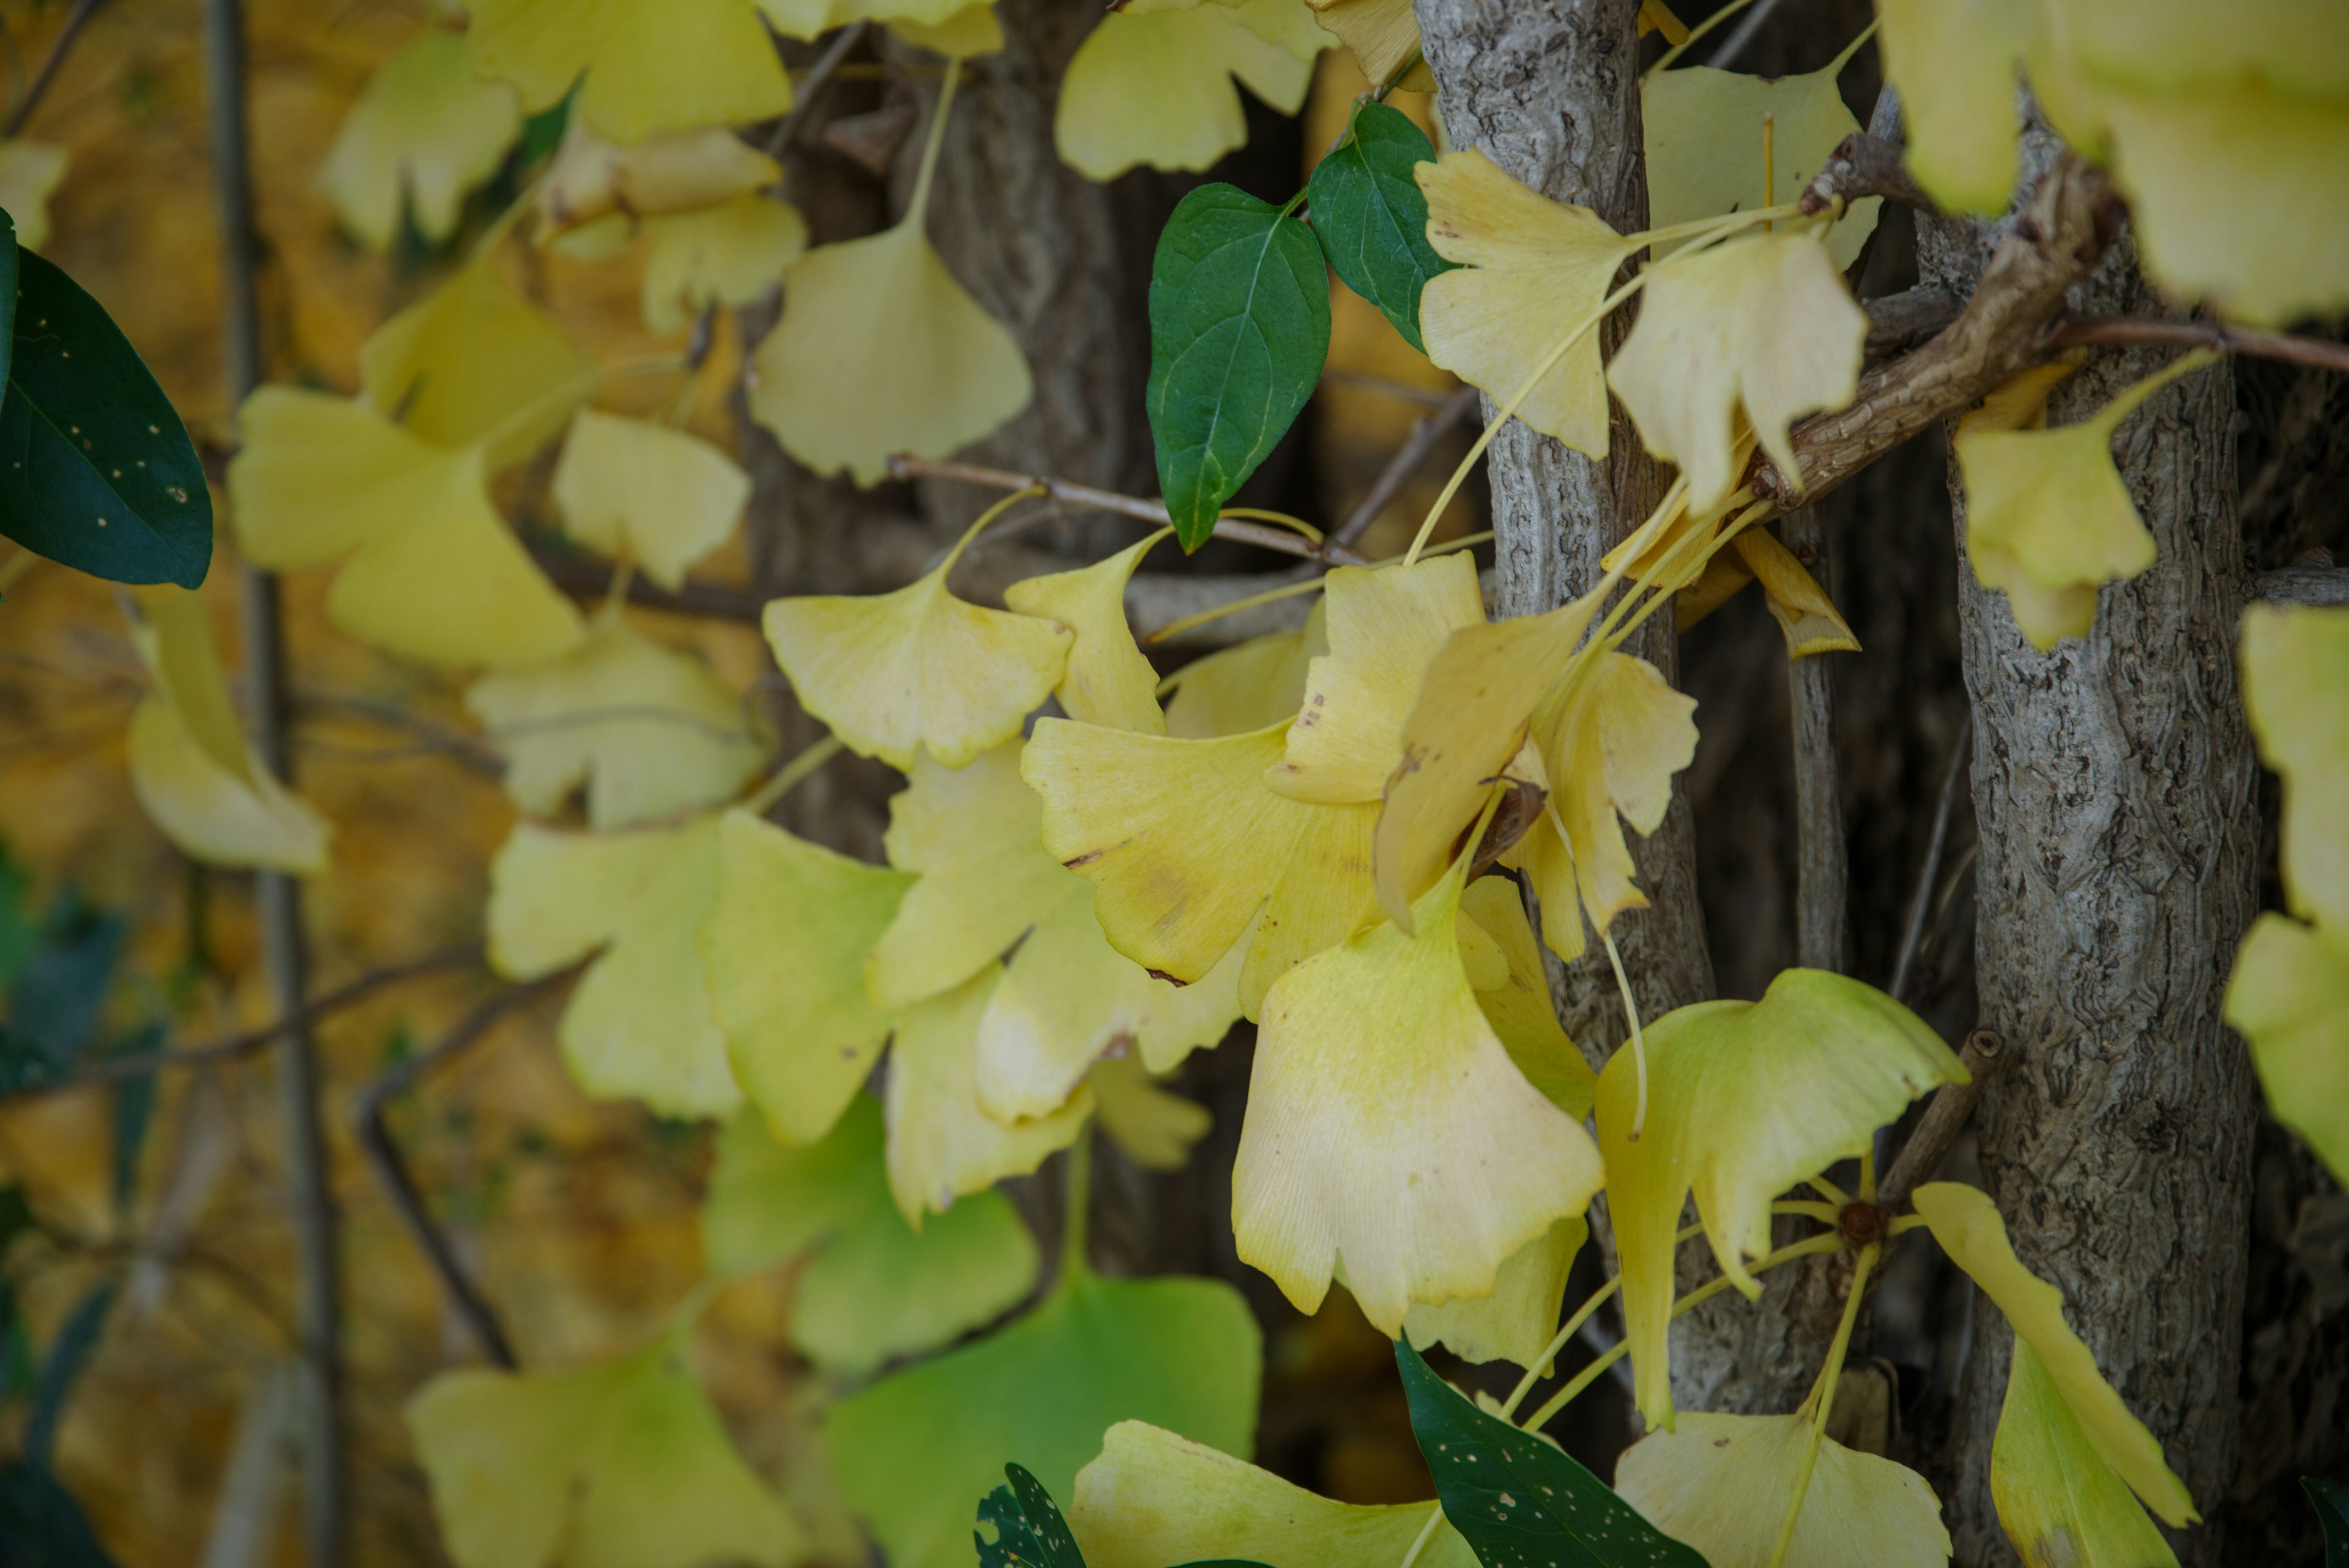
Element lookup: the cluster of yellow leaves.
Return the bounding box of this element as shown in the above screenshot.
[1877,0,2349,324]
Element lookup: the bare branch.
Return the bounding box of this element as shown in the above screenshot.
[1890,714,1972,1005]
[1332,385,1480,549]
[1785,513,1849,974]
[1877,1029,2008,1215]
[4,0,107,137]
[2046,313,2349,377]
[1863,285,1961,359]
[763,20,868,158]
[2254,563,2349,608]
[1800,132,1938,218]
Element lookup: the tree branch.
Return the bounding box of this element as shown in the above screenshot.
[1332,385,1480,548]
[3,0,107,137]
[1863,286,1961,359]
[1800,132,1937,218]
[1889,714,1972,1005]
[1877,1029,2008,1216]
[2254,563,2349,607]
[764,20,868,158]
[2046,313,2349,377]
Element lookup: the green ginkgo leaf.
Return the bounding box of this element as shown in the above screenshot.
[828,1261,1260,1568]
[1307,103,1453,351]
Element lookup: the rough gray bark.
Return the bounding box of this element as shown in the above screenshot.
[1918,173,2259,1565]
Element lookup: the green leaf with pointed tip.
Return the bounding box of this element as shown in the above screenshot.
[1394,1339,1708,1568]
[2310,1477,2349,1568]
[828,1265,1261,1568]
[701,1099,1039,1377]
[0,241,213,588]
[1307,104,1452,352]
[1146,185,1330,551]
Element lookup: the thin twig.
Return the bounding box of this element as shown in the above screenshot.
[2046,314,2349,377]
[1332,386,1480,548]
[0,946,484,1101]
[1705,0,1784,69]
[884,456,1372,567]
[2,0,106,137]
[352,974,577,1370]
[1890,714,1971,1005]
[1876,1030,2006,1215]
[765,20,869,159]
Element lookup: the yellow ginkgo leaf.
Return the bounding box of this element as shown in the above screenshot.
[1162,614,1317,739]
[889,4,1006,56]
[1525,650,1699,954]
[640,194,809,335]
[1599,971,1964,1430]
[2225,916,2349,1187]
[1403,1214,1586,1373]
[1874,0,2032,215]
[1234,852,1603,1334]
[1732,528,1860,658]
[1373,585,1605,926]
[125,592,330,875]
[1616,1412,1951,1568]
[1912,1181,2197,1526]
[228,388,585,667]
[539,121,779,237]
[1417,151,1640,459]
[1071,1421,1477,1568]
[975,880,1160,1123]
[756,0,979,38]
[1991,1339,2181,1568]
[317,29,521,253]
[1004,531,1169,734]
[702,811,916,1145]
[488,816,740,1119]
[0,139,68,251]
[407,1332,804,1568]
[360,256,596,465]
[1958,352,2215,651]
[466,0,793,145]
[865,743,1082,1009]
[1054,2,1320,182]
[465,605,763,831]
[551,411,750,590]
[762,547,1069,773]
[1268,554,1485,804]
[886,968,1094,1224]
[1458,875,1594,1118]
[1088,1053,1213,1172]
[1607,229,1866,513]
[1304,0,1433,91]
[1644,56,1881,270]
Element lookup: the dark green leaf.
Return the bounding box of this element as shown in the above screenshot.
[6,897,123,1072]
[26,1284,113,1468]
[518,86,575,169]
[0,245,212,588]
[974,1465,1088,1568]
[0,849,35,990]
[1395,1339,1709,1568]
[1307,103,1453,352]
[0,1463,121,1568]
[2310,1477,2349,1568]
[1146,185,1330,551]
[108,1024,161,1219]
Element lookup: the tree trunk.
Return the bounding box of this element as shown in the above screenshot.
[1917,162,2259,1567]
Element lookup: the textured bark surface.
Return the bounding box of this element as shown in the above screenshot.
[1917,192,2259,1565]
[1785,507,1852,975]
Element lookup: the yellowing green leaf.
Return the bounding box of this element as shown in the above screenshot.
[125,590,330,875]
[466,606,763,830]
[551,411,749,590]
[1005,532,1170,734]
[763,560,1069,774]
[1608,230,1866,513]
[1958,354,2214,651]
[1912,1181,2196,1526]
[1235,854,1603,1334]
[1162,613,1317,739]
[228,388,584,667]
[1054,2,1321,182]
[1616,1412,1951,1568]
[1458,875,1594,1119]
[1732,528,1860,658]
[2227,915,2349,1187]
[1643,59,1880,269]
[1304,0,1433,92]
[360,256,596,466]
[1374,586,1605,926]
[828,1267,1261,1568]
[407,1333,804,1568]
[1875,0,2033,215]
[488,816,738,1118]
[1268,554,1485,804]
[886,968,1094,1222]
[641,195,810,335]
[1403,1215,1587,1373]
[1600,972,1964,1429]
[0,139,68,251]
[889,4,1006,56]
[1070,1420,1477,1568]
[466,0,793,144]
[751,218,1032,485]
[1417,151,1639,459]
[539,121,780,237]
[1990,1339,2180,1568]
[702,1099,1039,1373]
[702,809,916,1145]
[1088,1053,1213,1171]
[318,29,521,253]
[976,881,1162,1121]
